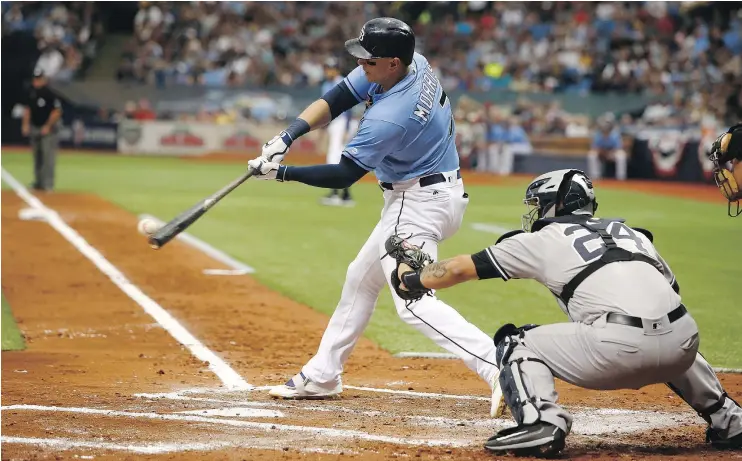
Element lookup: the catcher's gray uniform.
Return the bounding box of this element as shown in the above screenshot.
[486,216,742,442]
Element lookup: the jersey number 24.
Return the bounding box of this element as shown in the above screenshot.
[564,221,647,263]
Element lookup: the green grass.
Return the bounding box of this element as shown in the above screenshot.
[2,292,25,351]
[2,152,741,366]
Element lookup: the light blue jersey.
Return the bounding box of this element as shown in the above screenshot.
[341,53,459,183]
[592,129,622,150]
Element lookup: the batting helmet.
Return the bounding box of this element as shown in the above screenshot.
[345,17,415,66]
[522,169,598,232]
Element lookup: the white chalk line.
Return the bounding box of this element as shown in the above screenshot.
[128,388,705,436]
[0,405,471,448]
[246,385,490,401]
[471,222,514,235]
[0,437,229,454]
[138,213,255,274]
[1,169,251,390]
[1,402,704,442]
[0,436,351,455]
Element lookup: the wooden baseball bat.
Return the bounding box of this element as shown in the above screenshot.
[148,169,255,250]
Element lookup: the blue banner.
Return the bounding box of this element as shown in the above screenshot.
[57,120,118,150]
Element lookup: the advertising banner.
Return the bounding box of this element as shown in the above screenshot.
[117,121,320,155]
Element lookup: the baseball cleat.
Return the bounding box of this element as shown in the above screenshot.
[268,371,342,399]
[707,427,742,449]
[490,368,506,418]
[484,422,566,458]
[320,195,343,207]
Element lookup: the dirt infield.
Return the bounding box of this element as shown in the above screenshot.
[2,189,740,460]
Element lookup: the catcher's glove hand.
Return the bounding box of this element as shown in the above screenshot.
[709,125,742,217]
[384,235,434,302]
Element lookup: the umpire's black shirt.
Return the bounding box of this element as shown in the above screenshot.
[28,86,61,128]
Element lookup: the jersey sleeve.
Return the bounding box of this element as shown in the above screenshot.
[343,65,373,103]
[487,232,548,281]
[342,119,405,171]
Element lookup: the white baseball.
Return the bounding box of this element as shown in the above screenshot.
[137,218,161,236]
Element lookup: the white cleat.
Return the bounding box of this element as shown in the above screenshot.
[268,371,343,400]
[490,368,507,418]
[320,196,343,207]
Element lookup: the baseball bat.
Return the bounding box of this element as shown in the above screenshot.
[148,169,255,250]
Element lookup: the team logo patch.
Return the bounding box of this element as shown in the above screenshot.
[119,121,142,146]
[359,27,365,42]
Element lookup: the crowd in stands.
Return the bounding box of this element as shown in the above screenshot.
[11,1,738,152]
[116,2,741,129]
[2,2,103,81]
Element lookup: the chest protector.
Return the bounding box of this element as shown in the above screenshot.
[533,215,663,305]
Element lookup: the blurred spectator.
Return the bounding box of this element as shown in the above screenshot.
[2,2,104,81]
[587,115,628,181]
[132,99,156,121]
[487,116,533,176]
[455,110,487,171]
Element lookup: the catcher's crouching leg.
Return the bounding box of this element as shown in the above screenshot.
[484,324,568,458]
[666,352,742,449]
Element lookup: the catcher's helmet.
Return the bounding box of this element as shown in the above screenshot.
[345,17,415,66]
[522,169,598,231]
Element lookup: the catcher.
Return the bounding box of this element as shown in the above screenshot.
[709,123,742,217]
[389,169,742,457]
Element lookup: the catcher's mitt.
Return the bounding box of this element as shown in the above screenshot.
[384,235,434,302]
[709,125,742,217]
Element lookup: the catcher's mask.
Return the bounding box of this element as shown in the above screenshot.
[708,124,742,217]
[522,169,598,231]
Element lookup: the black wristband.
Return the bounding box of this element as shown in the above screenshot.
[284,118,311,143]
[277,165,288,182]
[401,271,426,291]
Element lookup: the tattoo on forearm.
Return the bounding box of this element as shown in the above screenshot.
[421,259,453,279]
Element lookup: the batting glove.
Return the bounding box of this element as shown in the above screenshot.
[261,131,292,164]
[248,158,285,181]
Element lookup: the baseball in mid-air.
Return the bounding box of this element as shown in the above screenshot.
[137,218,161,236]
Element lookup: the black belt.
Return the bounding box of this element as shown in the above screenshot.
[380,170,461,191]
[606,304,687,328]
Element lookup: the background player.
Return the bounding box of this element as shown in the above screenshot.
[246,18,501,409]
[586,115,628,181]
[319,58,354,207]
[395,169,742,457]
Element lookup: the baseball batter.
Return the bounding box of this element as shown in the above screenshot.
[395,169,742,456]
[320,58,354,206]
[247,18,500,406]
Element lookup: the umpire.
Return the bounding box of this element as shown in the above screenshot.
[22,69,61,192]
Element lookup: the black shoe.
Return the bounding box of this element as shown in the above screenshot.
[707,427,742,449]
[484,422,566,458]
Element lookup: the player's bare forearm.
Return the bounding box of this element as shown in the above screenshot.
[298,100,332,131]
[402,255,479,290]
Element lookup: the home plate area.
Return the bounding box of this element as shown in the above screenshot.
[1,386,705,458]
